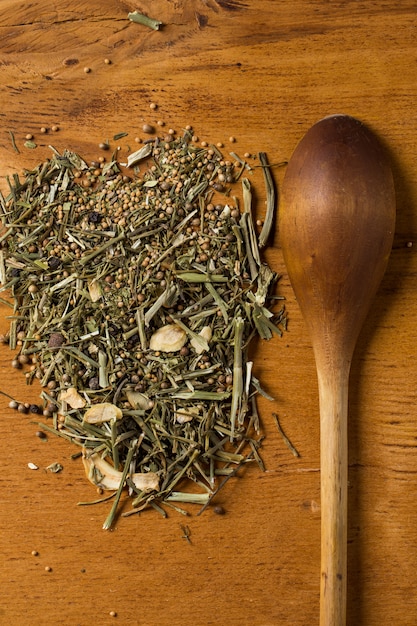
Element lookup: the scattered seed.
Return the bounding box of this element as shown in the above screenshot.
[36,430,47,440]
[213,505,225,515]
[44,566,52,572]
[84,66,91,73]
[142,123,154,134]
[31,550,39,556]
[149,102,158,110]
[104,58,112,65]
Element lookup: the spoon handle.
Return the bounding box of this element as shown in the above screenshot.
[318,366,349,626]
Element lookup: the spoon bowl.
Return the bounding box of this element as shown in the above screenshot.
[279,114,395,626]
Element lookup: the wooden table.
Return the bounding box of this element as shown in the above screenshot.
[0,2,416,624]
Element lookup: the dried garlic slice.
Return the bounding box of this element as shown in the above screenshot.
[174,405,200,424]
[83,402,122,424]
[82,450,159,492]
[59,387,86,409]
[125,391,153,410]
[149,323,187,352]
[190,325,212,354]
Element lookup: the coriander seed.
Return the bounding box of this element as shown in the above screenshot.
[142,123,154,134]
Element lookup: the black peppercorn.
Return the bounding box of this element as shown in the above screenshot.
[48,332,65,348]
[213,505,225,515]
[47,256,61,270]
[88,211,101,223]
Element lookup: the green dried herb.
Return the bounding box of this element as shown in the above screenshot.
[258,152,276,249]
[272,412,299,457]
[128,11,163,30]
[113,132,128,141]
[8,131,20,154]
[0,129,286,528]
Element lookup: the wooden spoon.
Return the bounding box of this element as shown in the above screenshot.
[279,114,395,626]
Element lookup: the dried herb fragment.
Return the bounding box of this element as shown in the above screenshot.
[258,152,276,249]
[46,462,63,473]
[128,11,163,30]
[272,412,300,457]
[8,131,20,154]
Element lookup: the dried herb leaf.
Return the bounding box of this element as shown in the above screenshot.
[128,11,163,30]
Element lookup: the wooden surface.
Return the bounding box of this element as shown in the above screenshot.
[0,2,416,625]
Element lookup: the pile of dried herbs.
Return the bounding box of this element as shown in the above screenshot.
[0,130,285,527]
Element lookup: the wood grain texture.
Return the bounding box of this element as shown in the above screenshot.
[0,2,416,625]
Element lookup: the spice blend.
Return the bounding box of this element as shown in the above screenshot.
[0,129,285,527]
